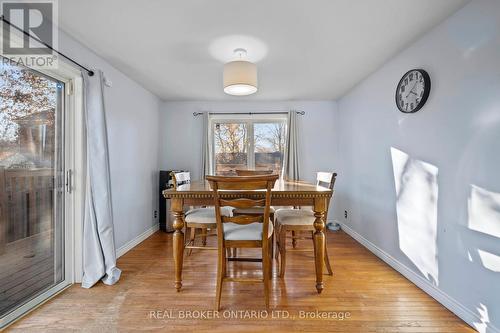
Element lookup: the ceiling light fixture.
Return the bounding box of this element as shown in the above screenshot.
[223,48,257,96]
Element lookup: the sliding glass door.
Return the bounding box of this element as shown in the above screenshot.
[0,58,69,327]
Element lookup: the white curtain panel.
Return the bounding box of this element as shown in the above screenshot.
[81,70,121,288]
[201,112,212,179]
[283,110,300,180]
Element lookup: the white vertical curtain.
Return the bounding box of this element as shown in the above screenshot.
[81,70,121,288]
[201,111,212,179]
[283,110,300,180]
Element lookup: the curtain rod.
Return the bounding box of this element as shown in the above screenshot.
[193,111,305,116]
[0,15,95,76]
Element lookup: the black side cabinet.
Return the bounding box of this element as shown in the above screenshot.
[159,170,184,232]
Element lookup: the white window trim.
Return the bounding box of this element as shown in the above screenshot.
[0,40,85,328]
[208,113,287,173]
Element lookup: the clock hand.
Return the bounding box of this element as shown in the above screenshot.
[406,81,418,98]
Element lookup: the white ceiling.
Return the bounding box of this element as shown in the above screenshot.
[59,0,469,101]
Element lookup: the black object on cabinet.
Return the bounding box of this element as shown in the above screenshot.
[159,170,184,232]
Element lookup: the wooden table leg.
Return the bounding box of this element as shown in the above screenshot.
[172,198,185,292]
[313,197,327,294]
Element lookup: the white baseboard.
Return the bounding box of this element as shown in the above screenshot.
[116,224,159,258]
[338,221,499,333]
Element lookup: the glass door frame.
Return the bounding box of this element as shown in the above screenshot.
[0,53,84,329]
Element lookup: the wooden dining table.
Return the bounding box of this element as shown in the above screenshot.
[162,179,333,294]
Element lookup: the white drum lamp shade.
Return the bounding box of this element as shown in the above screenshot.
[223,60,258,96]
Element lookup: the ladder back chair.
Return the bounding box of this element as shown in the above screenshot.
[206,174,279,310]
[171,172,232,255]
[233,169,276,222]
[232,169,276,258]
[234,169,274,176]
[275,172,337,278]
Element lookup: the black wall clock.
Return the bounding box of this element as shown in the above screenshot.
[395,69,431,113]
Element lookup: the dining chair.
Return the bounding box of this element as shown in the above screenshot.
[171,171,232,255]
[275,172,337,278]
[206,174,279,310]
[232,169,276,258]
[234,169,274,176]
[233,169,276,222]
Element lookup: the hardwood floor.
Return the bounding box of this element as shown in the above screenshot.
[7,230,474,332]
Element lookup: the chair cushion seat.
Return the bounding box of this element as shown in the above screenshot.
[275,208,315,226]
[185,207,233,224]
[233,206,275,215]
[223,221,273,241]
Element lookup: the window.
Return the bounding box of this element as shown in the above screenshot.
[210,114,287,176]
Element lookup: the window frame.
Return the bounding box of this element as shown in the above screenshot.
[208,113,288,175]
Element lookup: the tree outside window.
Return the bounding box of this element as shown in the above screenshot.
[212,117,287,176]
[0,58,59,169]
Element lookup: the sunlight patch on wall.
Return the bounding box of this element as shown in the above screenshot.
[473,303,490,333]
[468,185,500,239]
[477,249,500,273]
[391,147,439,285]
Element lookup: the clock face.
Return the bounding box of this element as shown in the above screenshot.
[396,69,430,113]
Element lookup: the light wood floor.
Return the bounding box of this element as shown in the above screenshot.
[7,230,474,332]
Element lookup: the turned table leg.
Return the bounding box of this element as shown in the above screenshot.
[313,197,327,294]
[172,198,185,292]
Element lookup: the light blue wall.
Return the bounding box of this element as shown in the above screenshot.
[160,100,339,219]
[334,0,500,331]
[59,30,161,250]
